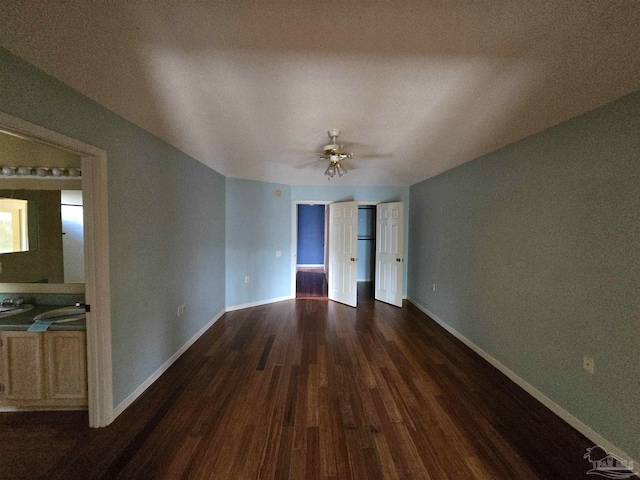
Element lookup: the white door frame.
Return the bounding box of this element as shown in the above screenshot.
[290,201,332,299]
[0,111,113,427]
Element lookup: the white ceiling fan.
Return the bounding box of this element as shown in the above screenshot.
[317,129,353,179]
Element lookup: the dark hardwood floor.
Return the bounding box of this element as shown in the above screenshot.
[1,283,628,479]
[296,268,328,298]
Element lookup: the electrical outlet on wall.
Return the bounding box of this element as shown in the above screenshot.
[583,355,595,374]
[433,283,436,292]
[245,276,250,283]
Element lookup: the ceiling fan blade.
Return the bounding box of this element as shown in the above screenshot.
[339,140,374,150]
[340,160,359,171]
[290,149,315,153]
[354,153,392,159]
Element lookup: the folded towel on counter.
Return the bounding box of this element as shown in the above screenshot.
[27,319,56,332]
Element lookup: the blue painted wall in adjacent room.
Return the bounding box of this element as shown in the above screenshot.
[297,204,325,265]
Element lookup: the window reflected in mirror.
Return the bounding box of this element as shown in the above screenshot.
[0,198,29,253]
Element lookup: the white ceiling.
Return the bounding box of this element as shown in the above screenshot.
[1,1,639,186]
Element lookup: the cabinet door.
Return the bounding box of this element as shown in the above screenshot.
[45,331,87,404]
[1,332,45,401]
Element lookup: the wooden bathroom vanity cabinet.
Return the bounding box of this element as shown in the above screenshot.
[0,330,87,409]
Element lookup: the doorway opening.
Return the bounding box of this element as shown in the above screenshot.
[0,111,112,428]
[292,200,404,308]
[295,204,327,298]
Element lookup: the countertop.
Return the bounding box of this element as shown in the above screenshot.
[0,305,86,331]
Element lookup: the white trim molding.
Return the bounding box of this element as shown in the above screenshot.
[226,295,293,312]
[113,309,225,419]
[0,111,113,428]
[407,297,639,467]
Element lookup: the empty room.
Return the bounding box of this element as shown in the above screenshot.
[0,1,638,479]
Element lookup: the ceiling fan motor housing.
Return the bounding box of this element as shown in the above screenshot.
[323,144,340,155]
[324,129,341,154]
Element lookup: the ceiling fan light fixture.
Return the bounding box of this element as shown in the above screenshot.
[318,129,354,180]
[324,164,336,178]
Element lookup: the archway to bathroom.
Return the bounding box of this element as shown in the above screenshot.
[0,111,112,428]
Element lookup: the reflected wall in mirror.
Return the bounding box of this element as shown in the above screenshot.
[0,130,83,285]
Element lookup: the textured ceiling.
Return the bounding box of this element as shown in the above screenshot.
[1,1,639,186]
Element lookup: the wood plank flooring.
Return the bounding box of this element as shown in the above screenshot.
[296,268,328,298]
[0,283,624,479]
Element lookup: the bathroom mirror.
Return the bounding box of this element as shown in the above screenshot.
[0,188,84,285]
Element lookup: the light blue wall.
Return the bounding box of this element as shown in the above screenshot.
[0,48,227,407]
[225,178,292,307]
[408,90,640,461]
[292,185,410,295]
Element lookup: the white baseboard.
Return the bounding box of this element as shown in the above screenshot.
[406,297,639,467]
[225,295,293,312]
[112,309,225,419]
[297,264,324,268]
